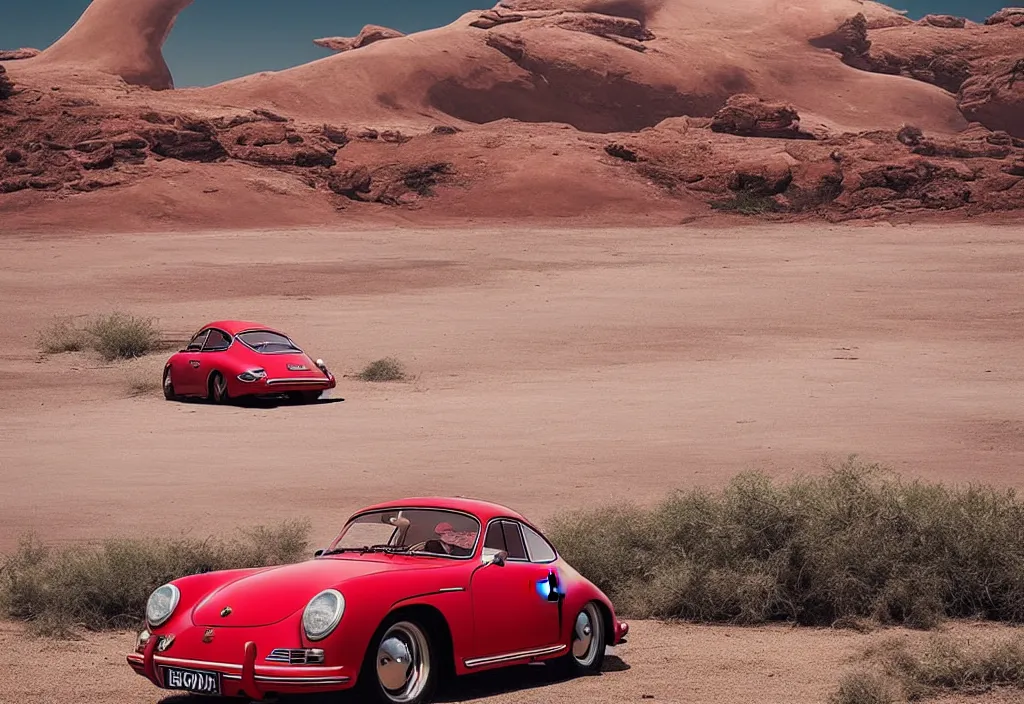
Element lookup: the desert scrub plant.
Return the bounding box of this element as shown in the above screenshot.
[547,457,1024,628]
[37,316,89,353]
[0,521,310,636]
[829,670,898,704]
[831,632,1024,702]
[85,312,161,361]
[709,190,782,215]
[358,357,407,382]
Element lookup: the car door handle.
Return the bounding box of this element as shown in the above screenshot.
[190,360,200,368]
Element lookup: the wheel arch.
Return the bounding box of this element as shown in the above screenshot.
[369,603,456,681]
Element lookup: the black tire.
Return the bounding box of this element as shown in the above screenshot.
[288,390,322,404]
[358,615,439,704]
[209,372,229,405]
[550,602,606,678]
[162,367,177,401]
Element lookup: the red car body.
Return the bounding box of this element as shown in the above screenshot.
[127,497,629,704]
[162,320,337,403]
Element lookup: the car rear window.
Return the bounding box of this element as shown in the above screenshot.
[237,330,300,354]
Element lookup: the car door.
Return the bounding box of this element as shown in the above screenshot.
[176,330,210,395]
[469,519,562,661]
[192,328,233,394]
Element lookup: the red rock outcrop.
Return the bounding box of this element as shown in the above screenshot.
[710,94,813,140]
[0,65,13,99]
[958,58,1024,138]
[0,48,41,61]
[985,8,1024,25]
[314,25,404,53]
[920,14,966,29]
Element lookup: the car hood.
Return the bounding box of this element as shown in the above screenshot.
[190,558,408,627]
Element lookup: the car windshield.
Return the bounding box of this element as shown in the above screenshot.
[324,509,481,559]
[237,330,301,354]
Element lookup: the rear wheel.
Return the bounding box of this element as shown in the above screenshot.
[209,372,229,404]
[162,367,177,401]
[360,617,438,704]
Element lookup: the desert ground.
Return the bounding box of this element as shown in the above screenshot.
[2,221,1023,702]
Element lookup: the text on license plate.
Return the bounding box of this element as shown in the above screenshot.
[164,666,221,695]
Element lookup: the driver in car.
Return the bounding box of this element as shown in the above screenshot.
[429,521,476,556]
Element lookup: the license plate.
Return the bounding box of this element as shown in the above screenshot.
[164,666,222,695]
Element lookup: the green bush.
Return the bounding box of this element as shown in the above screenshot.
[549,457,1024,628]
[358,357,407,382]
[0,521,310,636]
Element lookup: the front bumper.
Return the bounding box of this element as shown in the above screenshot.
[128,636,353,700]
[614,619,629,644]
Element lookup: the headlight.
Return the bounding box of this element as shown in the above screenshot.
[237,369,267,382]
[302,589,345,641]
[146,584,180,627]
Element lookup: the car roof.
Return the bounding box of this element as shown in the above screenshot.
[354,496,530,525]
[200,320,283,336]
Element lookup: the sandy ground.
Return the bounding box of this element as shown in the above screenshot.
[2,223,1023,551]
[2,222,1023,703]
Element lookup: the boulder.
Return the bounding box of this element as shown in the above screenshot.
[0,65,13,99]
[0,47,41,61]
[809,13,871,65]
[710,94,813,139]
[985,8,1024,26]
[920,14,966,29]
[314,25,404,53]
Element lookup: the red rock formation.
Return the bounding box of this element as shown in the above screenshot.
[710,95,813,139]
[920,14,966,29]
[985,8,1024,26]
[314,25,404,53]
[0,48,41,61]
[959,58,1024,138]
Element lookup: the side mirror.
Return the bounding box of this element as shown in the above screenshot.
[488,550,508,567]
[314,549,324,558]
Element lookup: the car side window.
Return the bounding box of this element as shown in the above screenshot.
[186,330,210,351]
[501,521,528,561]
[202,329,232,352]
[521,523,557,563]
[482,522,505,559]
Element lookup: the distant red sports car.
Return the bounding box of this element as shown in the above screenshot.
[127,497,629,704]
[162,321,336,404]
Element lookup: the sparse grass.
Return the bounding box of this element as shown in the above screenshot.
[37,316,89,354]
[358,357,407,382]
[126,373,160,397]
[830,670,898,704]
[548,457,1024,628]
[833,633,1024,702]
[85,312,161,361]
[38,312,163,361]
[0,522,310,636]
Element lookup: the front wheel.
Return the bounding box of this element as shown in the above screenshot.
[551,602,605,677]
[360,618,438,704]
[162,368,177,401]
[209,372,229,404]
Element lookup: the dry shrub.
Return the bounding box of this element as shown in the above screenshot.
[0,521,310,636]
[548,457,1024,627]
[358,357,407,382]
[37,316,89,353]
[830,670,898,704]
[85,312,161,361]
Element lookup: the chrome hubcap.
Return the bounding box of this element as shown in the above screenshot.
[376,622,429,702]
[572,604,601,665]
[214,376,225,398]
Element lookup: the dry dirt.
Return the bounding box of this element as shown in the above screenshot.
[2,222,1024,703]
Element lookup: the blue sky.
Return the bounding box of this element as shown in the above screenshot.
[0,0,1010,87]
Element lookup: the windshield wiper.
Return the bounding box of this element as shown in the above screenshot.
[321,544,410,556]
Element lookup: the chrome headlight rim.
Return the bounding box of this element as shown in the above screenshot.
[146,584,180,628]
[302,589,345,642]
